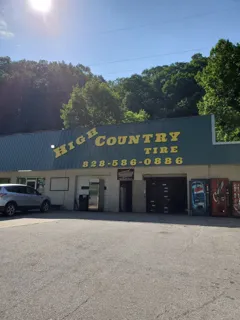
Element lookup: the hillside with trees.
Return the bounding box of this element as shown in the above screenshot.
[0,39,240,141]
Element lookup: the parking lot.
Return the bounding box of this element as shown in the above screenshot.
[1,212,240,320]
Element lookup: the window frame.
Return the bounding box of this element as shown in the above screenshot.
[0,178,11,184]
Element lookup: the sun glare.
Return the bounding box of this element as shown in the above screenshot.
[28,0,52,13]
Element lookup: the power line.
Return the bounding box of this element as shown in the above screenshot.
[99,11,215,35]
[87,5,237,68]
[97,1,240,35]
[84,3,237,72]
[88,47,208,68]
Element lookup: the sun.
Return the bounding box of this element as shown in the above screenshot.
[28,0,52,13]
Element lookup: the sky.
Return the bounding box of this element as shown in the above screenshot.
[0,0,240,80]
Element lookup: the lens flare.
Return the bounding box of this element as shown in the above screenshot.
[28,0,52,13]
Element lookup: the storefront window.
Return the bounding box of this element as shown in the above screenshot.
[0,178,11,184]
[17,177,46,194]
[17,177,26,185]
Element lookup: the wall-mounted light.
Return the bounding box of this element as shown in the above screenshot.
[18,170,32,172]
[51,145,55,149]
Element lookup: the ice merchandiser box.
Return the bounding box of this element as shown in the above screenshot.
[190,179,210,216]
[231,181,240,217]
[210,178,230,217]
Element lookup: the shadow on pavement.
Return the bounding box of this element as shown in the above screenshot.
[1,210,240,228]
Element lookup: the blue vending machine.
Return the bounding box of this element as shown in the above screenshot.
[190,179,210,216]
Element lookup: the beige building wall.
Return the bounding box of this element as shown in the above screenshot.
[1,164,240,212]
[0,168,120,212]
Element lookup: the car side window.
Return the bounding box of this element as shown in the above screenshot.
[5,186,19,193]
[4,186,11,192]
[5,186,26,194]
[18,186,27,194]
[26,187,37,195]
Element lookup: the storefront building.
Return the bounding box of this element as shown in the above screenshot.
[1,115,240,216]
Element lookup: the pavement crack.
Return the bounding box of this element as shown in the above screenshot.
[156,310,167,318]
[59,297,90,320]
[180,227,203,255]
[174,292,225,319]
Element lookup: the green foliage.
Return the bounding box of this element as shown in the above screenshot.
[122,109,149,123]
[0,57,11,79]
[0,58,93,134]
[1,40,240,141]
[112,54,207,120]
[61,79,122,128]
[196,39,240,141]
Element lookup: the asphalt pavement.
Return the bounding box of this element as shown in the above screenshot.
[0,212,240,320]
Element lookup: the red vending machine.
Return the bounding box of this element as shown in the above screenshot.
[231,181,240,217]
[210,178,230,216]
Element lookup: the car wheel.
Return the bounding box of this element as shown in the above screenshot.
[5,202,17,217]
[40,200,50,213]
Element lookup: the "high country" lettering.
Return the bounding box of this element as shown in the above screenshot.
[94,132,180,147]
[53,129,181,159]
[53,127,98,158]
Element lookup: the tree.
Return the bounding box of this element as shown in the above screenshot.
[115,75,157,116]
[111,54,207,121]
[122,109,149,123]
[196,39,240,141]
[6,44,240,137]
[0,58,93,135]
[61,79,122,128]
[0,57,11,79]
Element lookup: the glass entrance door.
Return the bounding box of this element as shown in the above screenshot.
[27,180,37,189]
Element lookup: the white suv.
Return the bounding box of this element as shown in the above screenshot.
[0,184,51,216]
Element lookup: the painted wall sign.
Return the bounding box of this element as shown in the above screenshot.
[53,129,181,159]
[52,125,185,168]
[48,116,239,170]
[53,127,98,159]
[2,115,240,172]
